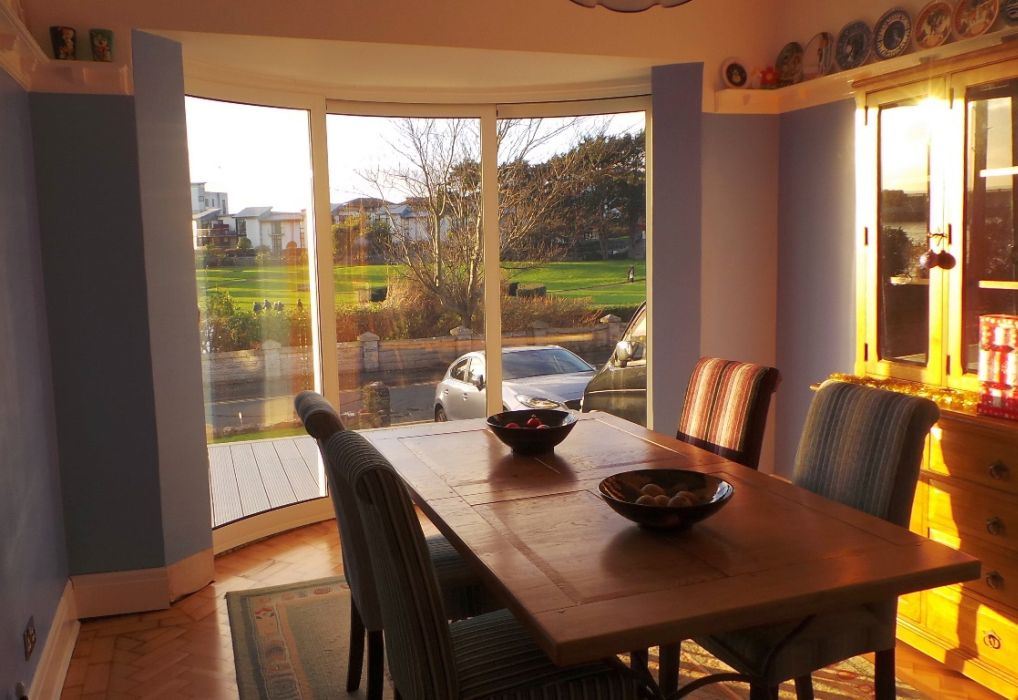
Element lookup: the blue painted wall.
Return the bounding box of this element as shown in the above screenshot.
[30,93,168,574]
[133,31,213,565]
[775,99,857,475]
[701,112,780,470]
[0,69,69,689]
[651,64,702,433]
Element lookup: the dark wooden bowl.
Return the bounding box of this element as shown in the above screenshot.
[487,409,577,454]
[599,468,734,530]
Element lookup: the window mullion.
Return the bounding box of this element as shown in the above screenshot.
[480,106,503,415]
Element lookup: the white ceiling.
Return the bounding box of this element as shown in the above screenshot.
[159,31,663,103]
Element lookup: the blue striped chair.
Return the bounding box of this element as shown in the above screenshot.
[690,381,940,700]
[295,391,498,700]
[677,357,781,469]
[334,428,651,699]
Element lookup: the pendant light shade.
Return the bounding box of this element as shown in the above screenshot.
[570,0,693,11]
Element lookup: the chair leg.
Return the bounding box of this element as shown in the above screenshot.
[629,648,649,673]
[794,674,814,700]
[749,683,778,700]
[658,643,680,697]
[347,599,365,692]
[874,647,896,700]
[367,629,385,700]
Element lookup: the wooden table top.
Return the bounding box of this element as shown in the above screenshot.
[363,412,980,666]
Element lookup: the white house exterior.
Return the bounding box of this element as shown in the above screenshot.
[226,207,307,254]
[190,182,229,216]
[331,197,438,242]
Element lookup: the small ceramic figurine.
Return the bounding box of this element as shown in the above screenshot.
[89,29,114,62]
[49,26,76,60]
[759,66,778,89]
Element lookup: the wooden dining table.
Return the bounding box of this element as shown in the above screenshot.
[362,411,979,696]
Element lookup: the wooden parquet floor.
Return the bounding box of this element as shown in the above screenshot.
[61,519,1002,699]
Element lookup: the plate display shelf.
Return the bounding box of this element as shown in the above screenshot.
[714,25,1018,114]
[0,1,130,94]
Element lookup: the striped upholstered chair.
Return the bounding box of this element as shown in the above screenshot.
[691,381,940,700]
[295,391,498,700]
[332,428,651,699]
[677,357,781,469]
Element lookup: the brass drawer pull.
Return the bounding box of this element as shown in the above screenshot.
[986,571,1005,590]
[986,516,1005,536]
[988,460,1010,480]
[983,631,1002,650]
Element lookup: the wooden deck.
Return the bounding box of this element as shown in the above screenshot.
[208,436,326,527]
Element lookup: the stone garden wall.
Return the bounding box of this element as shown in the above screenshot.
[202,316,624,390]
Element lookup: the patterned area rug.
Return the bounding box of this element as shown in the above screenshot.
[226,577,925,699]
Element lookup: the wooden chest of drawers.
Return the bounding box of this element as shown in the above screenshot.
[897,410,1018,699]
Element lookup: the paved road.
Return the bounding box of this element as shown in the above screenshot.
[206,381,438,432]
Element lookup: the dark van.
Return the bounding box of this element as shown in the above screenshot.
[581,302,647,425]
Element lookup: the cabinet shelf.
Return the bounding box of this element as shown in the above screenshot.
[979,280,1018,290]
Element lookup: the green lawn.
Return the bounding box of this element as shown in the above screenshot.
[196,260,646,312]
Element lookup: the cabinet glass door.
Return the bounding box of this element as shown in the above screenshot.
[864,82,947,384]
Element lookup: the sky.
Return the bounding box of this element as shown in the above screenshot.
[184,96,644,213]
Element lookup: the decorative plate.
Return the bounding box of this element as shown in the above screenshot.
[835,20,874,70]
[915,1,954,48]
[776,42,804,86]
[720,58,749,89]
[802,32,835,78]
[953,0,1000,38]
[874,8,913,59]
[1004,0,1018,23]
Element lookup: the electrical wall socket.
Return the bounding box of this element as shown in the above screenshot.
[23,616,36,661]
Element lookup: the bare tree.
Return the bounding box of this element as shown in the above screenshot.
[359,116,617,328]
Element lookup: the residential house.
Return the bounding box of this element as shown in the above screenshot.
[190,181,228,216]
[227,207,307,254]
[2,2,1012,699]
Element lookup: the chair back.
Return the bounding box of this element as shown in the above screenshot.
[793,381,939,526]
[338,430,459,699]
[676,357,781,468]
[295,390,343,442]
[294,391,384,631]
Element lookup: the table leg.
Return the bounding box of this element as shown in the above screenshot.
[658,643,680,697]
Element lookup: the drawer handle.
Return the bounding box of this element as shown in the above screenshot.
[988,460,1010,480]
[986,571,1005,590]
[986,516,1005,536]
[983,631,1002,650]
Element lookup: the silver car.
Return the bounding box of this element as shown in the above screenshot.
[434,345,595,421]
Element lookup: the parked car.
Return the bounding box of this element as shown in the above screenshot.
[581,302,647,426]
[434,345,595,421]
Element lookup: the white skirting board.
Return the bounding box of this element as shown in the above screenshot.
[212,497,334,554]
[71,547,215,619]
[30,580,80,700]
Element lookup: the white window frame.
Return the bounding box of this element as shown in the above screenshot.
[188,78,651,546]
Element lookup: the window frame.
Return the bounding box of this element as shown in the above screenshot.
[186,79,651,546]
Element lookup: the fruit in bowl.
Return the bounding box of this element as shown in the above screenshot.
[487,409,577,453]
[599,468,733,530]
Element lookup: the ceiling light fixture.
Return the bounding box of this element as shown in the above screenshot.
[570,0,693,11]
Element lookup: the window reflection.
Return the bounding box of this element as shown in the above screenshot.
[878,103,932,365]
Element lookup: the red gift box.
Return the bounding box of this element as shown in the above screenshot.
[978,314,1018,420]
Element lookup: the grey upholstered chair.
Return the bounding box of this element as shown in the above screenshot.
[332,427,650,699]
[295,391,497,700]
[690,381,940,700]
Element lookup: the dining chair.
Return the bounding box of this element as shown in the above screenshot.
[295,391,498,700]
[676,357,781,469]
[333,427,653,699]
[687,380,940,700]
